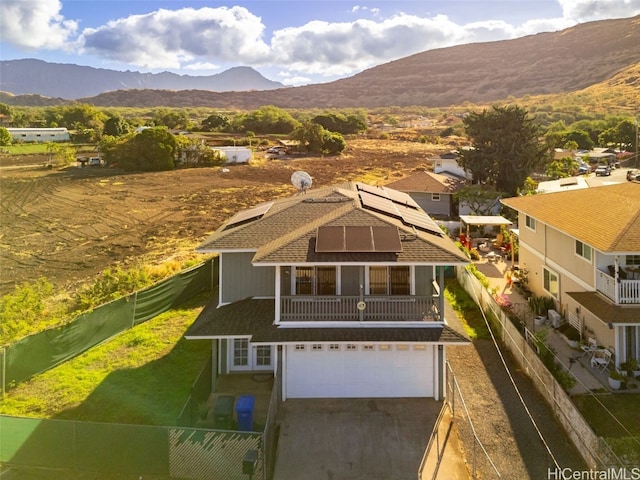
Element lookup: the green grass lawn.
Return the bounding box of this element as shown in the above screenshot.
[0,294,211,426]
[573,394,640,438]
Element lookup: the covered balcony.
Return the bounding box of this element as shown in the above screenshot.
[596,268,640,304]
[279,295,440,322]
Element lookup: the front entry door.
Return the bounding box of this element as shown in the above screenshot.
[230,339,273,371]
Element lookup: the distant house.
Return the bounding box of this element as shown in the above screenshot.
[7,127,69,143]
[384,171,464,219]
[431,151,472,181]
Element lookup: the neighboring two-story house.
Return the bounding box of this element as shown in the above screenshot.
[501,183,640,368]
[185,182,470,400]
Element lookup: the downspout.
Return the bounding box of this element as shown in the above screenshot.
[275,266,281,324]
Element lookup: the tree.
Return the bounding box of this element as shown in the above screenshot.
[234,105,299,134]
[453,185,504,216]
[598,119,637,151]
[201,112,229,131]
[292,122,325,153]
[311,113,366,134]
[110,127,176,171]
[545,156,580,179]
[457,105,548,196]
[0,126,12,146]
[322,131,346,154]
[45,142,76,167]
[152,109,189,130]
[103,115,131,137]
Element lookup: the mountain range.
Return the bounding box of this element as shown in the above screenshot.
[1,15,639,109]
[0,59,284,99]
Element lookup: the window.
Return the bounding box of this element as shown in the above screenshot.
[312,344,323,351]
[233,339,249,367]
[295,266,336,295]
[369,266,410,295]
[396,344,409,351]
[575,240,592,262]
[346,344,357,351]
[363,344,374,351]
[627,255,640,266]
[525,215,536,231]
[255,346,271,366]
[543,268,559,298]
[379,344,391,351]
[431,193,441,201]
[295,344,306,350]
[329,344,340,351]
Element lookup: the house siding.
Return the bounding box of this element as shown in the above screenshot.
[545,227,594,287]
[409,192,451,217]
[220,252,274,303]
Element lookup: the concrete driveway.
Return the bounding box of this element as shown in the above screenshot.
[272,398,443,480]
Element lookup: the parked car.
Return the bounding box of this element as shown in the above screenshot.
[627,169,640,181]
[577,163,590,175]
[595,165,611,176]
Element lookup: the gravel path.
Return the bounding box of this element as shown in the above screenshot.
[446,303,586,479]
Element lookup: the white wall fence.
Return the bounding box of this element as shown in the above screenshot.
[455,267,622,470]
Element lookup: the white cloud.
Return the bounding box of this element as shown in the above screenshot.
[0,0,77,50]
[78,6,270,69]
[281,75,312,86]
[182,62,221,72]
[558,0,640,22]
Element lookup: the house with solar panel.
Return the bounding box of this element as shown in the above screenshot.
[185,181,470,400]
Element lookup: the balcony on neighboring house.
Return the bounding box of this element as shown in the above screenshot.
[596,268,640,304]
[279,295,440,322]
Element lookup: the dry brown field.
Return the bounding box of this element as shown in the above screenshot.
[0,138,447,295]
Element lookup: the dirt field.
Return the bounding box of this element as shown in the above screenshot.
[0,138,445,295]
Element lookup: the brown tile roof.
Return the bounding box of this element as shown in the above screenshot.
[384,171,462,194]
[198,182,469,264]
[566,292,640,324]
[501,183,640,252]
[185,297,470,343]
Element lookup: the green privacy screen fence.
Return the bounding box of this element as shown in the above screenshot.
[0,415,264,479]
[1,257,217,394]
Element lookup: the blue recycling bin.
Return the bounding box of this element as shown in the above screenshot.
[235,394,255,432]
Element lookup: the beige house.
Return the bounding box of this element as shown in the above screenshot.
[502,183,640,368]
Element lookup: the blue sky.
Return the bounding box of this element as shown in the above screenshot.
[1,0,639,86]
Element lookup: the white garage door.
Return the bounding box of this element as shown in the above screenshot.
[285,344,435,398]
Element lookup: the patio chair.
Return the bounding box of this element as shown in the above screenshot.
[580,337,597,358]
[591,349,612,372]
[492,234,504,249]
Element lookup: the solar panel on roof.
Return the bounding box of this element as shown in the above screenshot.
[384,188,420,209]
[356,182,387,197]
[316,226,402,252]
[345,226,374,251]
[356,182,420,209]
[359,191,400,217]
[315,226,345,252]
[224,201,273,229]
[371,226,403,251]
[397,204,443,236]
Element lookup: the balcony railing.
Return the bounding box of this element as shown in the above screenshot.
[596,270,640,304]
[280,295,439,322]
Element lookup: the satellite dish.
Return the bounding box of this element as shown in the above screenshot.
[291,171,312,193]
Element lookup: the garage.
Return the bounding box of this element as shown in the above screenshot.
[284,343,435,399]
